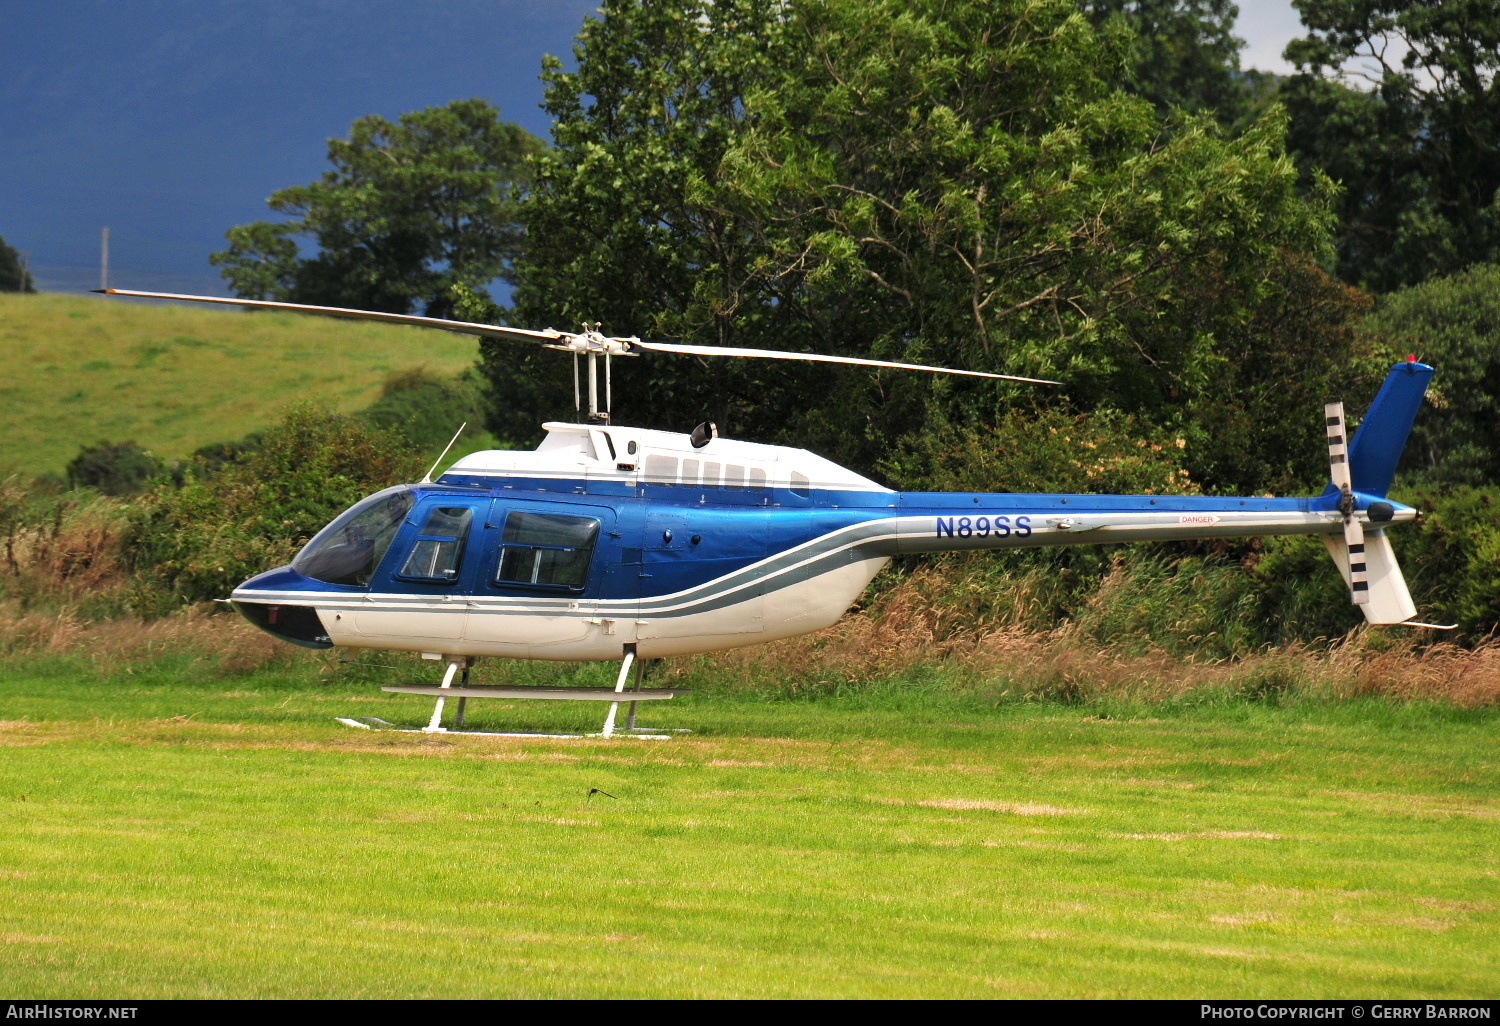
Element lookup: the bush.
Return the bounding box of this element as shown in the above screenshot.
[881,407,1200,495]
[1365,264,1500,487]
[66,441,161,496]
[357,367,492,454]
[127,403,423,606]
[1394,486,1500,633]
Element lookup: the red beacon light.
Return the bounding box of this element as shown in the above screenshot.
[1407,354,1418,363]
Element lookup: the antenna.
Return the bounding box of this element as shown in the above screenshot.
[421,422,468,484]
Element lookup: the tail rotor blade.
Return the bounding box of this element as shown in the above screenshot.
[1325,401,1352,492]
[1344,516,1370,605]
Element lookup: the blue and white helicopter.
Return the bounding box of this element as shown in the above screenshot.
[104,288,1437,737]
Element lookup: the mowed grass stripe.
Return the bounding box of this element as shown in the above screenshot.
[0,675,1495,998]
[0,294,478,476]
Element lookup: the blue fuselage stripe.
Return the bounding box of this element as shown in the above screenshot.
[236,478,1398,613]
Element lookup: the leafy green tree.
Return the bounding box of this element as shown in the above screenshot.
[495,0,789,443]
[0,234,36,293]
[503,0,1350,494]
[210,222,298,301]
[213,99,545,315]
[1283,0,1500,291]
[1365,264,1500,485]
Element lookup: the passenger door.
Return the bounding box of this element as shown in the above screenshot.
[464,500,617,651]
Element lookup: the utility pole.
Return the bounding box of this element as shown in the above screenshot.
[100,227,109,291]
[20,251,29,293]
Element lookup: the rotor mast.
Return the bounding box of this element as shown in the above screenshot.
[557,322,629,424]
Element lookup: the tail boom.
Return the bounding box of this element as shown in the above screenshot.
[888,498,1414,554]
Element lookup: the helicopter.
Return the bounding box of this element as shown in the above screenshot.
[101,288,1437,738]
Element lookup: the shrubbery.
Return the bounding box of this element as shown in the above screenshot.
[882,407,1199,496]
[357,366,493,453]
[126,403,423,609]
[66,441,162,496]
[1365,264,1500,487]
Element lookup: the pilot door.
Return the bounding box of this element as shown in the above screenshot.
[355,500,484,642]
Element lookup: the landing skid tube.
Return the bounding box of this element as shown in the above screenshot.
[338,646,691,739]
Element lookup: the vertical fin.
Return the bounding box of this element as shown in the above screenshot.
[1323,533,1415,624]
[1345,360,1434,498]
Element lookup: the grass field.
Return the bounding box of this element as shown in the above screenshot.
[0,293,480,477]
[0,655,1496,998]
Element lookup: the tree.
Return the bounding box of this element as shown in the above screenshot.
[494,0,790,444]
[1283,0,1500,291]
[1365,263,1500,486]
[213,99,545,315]
[502,0,1351,494]
[0,234,36,293]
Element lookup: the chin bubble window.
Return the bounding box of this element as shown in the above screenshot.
[496,512,600,590]
[398,507,475,582]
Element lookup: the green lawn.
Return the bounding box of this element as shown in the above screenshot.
[0,663,1496,998]
[0,294,479,477]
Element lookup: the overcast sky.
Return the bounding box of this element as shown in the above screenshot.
[1239,0,1306,76]
[0,0,1311,297]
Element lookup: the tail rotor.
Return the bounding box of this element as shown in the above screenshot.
[1325,401,1369,606]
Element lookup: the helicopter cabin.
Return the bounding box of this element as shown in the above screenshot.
[439,422,895,507]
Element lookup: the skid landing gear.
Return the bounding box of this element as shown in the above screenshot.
[340,647,692,739]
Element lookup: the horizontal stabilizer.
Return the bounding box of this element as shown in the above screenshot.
[1321,531,1416,625]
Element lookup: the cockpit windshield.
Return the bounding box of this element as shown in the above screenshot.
[293,485,414,587]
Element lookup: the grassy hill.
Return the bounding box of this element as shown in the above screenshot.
[0,293,482,477]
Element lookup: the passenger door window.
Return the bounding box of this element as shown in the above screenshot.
[495,511,600,590]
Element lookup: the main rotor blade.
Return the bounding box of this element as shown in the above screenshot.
[96,289,562,345]
[629,339,1060,384]
[98,288,1060,384]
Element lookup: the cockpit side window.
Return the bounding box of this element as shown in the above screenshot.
[293,485,414,587]
[397,507,475,582]
[495,511,599,590]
